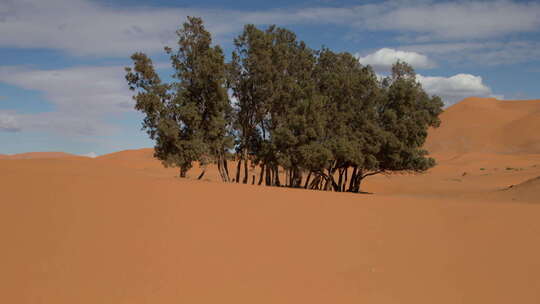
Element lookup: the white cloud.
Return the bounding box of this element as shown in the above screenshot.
[365,0,540,41]
[372,70,499,106]
[0,66,132,113]
[0,0,332,57]
[0,0,230,56]
[401,41,540,66]
[357,48,435,71]
[416,73,501,106]
[0,111,20,132]
[81,151,98,158]
[0,65,132,135]
[401,42,496,55]
[1,0,539,57]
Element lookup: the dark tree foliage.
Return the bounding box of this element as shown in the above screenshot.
[339,60,444,192]
[310,48,382,192]
[228,24,273,184]
[229,25,323,187]
[371,61,444,185]
[127,18,443,192]
[126,16,232,180]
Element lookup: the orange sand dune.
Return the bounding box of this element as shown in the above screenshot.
[498,175,540,202]
[0,151,82,159]
[2,157,540,304]
[95,148,182,176]
[1,97,540,303]
[96,147,154,161]
[364,152,540,203]
[425,97,540,154]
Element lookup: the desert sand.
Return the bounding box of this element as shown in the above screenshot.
[1,97,539,303]
[0,151,83,160]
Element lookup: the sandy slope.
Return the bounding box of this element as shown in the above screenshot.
[425,97,540,154]
[0,151,82,159]
[1,157,540,303]
[96,148,155,161]
[497,175,540,202]
[1,97,540,303]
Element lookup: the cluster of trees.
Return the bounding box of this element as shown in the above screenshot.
[125,17,443,193]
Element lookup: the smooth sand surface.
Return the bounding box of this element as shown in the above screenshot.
[425,97,540,154]
[0,151,83,160]
[1,98,539,303]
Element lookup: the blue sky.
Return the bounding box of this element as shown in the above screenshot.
[1,0,539,156]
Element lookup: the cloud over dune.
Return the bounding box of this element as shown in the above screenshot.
[417,74,500,106]
[82,152,98,158]
[357,48,500,106]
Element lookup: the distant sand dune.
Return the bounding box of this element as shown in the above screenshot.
[0,151,82,160]
[499,175,540,203]
[425,97,540,154]
[96,148,155,161]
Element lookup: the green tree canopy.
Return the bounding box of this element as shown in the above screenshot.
[127,18,443,193]
[126,16,232,180]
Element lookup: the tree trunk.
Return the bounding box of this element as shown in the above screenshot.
[323,168,335,191]
[257,164,265,185]
[348,166,357,192]
[293,169,303,188]
[330,176,339,191]
[235,158,242,183]
[274,166,281,187]
[310,175,321,190]
[217,158,224,181]
[242,154,249,184]
[323,177,332,191]
[265,165,271,186]
[356,177,363,193]
[342,167,348,192]
[304,171,312,189]
[337,168,345,192]
[216,154,230,183]
[223,157,230,182]
[350,168,363,193]
[179,167,187,178]
[197,169,206,180]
